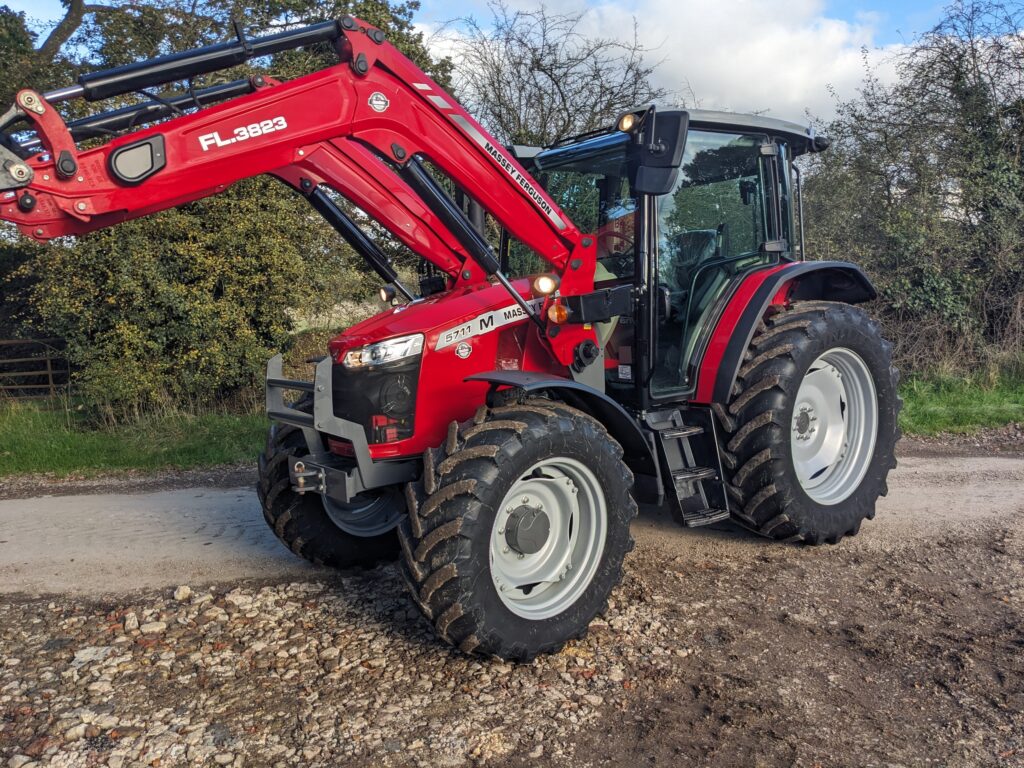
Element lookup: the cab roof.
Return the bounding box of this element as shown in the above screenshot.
[684,109,826,155]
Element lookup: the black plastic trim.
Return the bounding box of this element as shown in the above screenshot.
[562,284,633,324]
[108,135,166,185]
[466,370,657,476]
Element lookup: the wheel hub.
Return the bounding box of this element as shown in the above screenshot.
[794,407,816,439]
[489,458,608,620]
[505,505,551,555]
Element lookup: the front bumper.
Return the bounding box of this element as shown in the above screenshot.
[265,354,417,504]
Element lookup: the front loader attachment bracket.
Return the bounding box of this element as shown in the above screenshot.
[265,355,416,503]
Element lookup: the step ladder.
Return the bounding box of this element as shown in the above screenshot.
[647,409,731,528]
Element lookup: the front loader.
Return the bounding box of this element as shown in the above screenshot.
[0,18,900,660]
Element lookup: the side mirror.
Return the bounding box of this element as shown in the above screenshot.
[631,110,689,195]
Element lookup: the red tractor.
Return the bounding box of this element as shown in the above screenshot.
[0,18,900,660]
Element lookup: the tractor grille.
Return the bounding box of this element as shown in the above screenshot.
[331,359,420,444]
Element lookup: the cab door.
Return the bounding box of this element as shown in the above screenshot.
[649,129,791,399]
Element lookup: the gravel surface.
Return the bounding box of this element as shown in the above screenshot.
[0,450,1022,767]
[0,570,664,768]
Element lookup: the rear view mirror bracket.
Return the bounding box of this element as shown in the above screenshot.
[631,109,689,195]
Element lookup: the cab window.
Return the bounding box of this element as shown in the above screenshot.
[504,139,636,282]
[653,129,779,395]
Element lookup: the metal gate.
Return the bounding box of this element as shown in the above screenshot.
[0,339,69,398]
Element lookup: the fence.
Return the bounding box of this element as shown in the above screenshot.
[0,339,69,398]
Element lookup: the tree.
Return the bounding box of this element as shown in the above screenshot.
[803,0,1024,372]
[445,2,665,146]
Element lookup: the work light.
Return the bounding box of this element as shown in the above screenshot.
[531,274,559,296]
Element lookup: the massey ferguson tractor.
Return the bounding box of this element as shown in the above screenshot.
[0,17,900,660]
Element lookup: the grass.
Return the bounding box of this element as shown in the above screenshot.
[0,400,266,478]
[1,372,1021,478]
[898,374,1024,436]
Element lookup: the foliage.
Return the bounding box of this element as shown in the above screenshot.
[0,398,265,476]
[803,0,1024,371]
[18,178,312,416]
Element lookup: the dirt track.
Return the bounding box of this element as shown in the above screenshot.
[0,447,1022,766]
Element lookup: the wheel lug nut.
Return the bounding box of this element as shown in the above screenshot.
[502,546,509,553]
[521,496,529,504]
[517,553,524,560]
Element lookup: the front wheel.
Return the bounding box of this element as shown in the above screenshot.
[717,301,901,544]
[257,395,401,568]
[398,398,637,661]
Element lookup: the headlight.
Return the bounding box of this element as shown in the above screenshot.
[342,333,424,369]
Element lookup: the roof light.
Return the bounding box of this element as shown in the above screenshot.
[618,113,637,133]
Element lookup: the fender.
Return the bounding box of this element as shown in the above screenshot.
[465,370,658,477]
[694,261,876,404]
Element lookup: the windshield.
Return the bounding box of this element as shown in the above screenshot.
[507,133,636,281]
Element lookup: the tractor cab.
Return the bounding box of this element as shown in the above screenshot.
[510,109,826,409]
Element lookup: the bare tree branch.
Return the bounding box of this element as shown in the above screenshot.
[445,2,666,146]
[37,0,120,58]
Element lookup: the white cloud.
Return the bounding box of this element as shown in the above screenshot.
[419,0,906,122]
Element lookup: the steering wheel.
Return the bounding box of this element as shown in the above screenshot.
[597,231,635,276]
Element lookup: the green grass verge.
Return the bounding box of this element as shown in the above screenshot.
[2,373,1021,478]
[0,401,266,477]
[898,374,1024,436]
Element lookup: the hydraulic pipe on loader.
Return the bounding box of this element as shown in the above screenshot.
[18,80,257,151]
[54,21,345,103]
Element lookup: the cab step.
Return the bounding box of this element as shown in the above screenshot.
[646,407,731,527]
[671,466,718,484]
[681,508,731,528]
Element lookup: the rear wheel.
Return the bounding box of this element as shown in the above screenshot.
[716,301,901,544]
[398,398,637,661]
[257,395,400,568]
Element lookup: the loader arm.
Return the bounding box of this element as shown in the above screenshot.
[0,17,600,365]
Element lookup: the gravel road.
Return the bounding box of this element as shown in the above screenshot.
[1,449,1022,767]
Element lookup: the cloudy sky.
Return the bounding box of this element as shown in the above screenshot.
[6,0,945,119]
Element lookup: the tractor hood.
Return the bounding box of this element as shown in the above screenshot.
[327,279,540,362]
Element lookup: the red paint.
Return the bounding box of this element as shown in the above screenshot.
[324,279,570,459]
[692,264,790,404]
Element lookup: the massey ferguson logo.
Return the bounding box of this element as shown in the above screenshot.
[368,92,390,113]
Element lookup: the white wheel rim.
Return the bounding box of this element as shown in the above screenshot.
[791,348,878,506]
[489,457,607,620]
[322,492,401,536]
